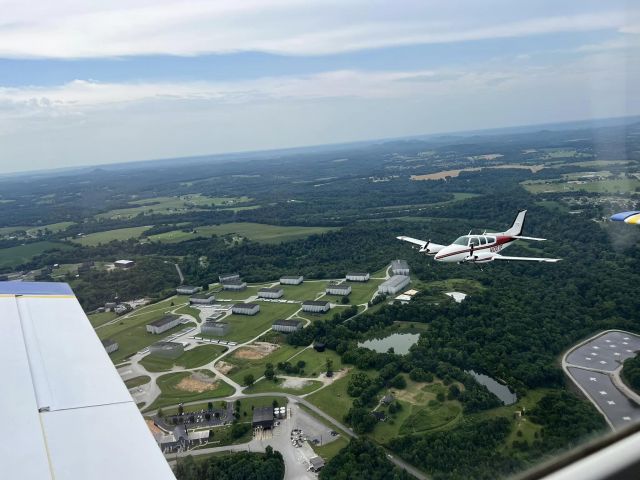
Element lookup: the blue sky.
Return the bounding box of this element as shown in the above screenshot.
[0,0,638,173]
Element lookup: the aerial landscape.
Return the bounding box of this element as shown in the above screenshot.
[3,117,640,479]
[2,1,640,479]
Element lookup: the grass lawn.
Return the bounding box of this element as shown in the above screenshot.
[215,286,260,301]
[88,311,117,328]
[285,348,343,377]
[147,370,235,411]
[174,304,202,321]
[140,345,227,372]
[124,375,151,388]
[218,302,301,343]
[245,378,323,395]
[50,262,81,279]
[307,370,361,423]
[235,396,288,419]
[280,281,329,301]
[148,222,337,244]
[71,226,151,246]
[523,177,640,194]
[312,435,349,461]
[225,344,303,385]
[344,279,384,305]
[0,241,72,268]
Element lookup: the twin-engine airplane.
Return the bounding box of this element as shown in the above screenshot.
[397,210,560,264]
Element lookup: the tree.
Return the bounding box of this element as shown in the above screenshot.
[178,404,184,415]
[265,363,275,381]
[244,373,255,386]
[341,295,350,304]
[207,401,213,411]
[157,408,164,419]
[326,358,334,377]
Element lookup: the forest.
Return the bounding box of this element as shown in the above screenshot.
[174,448,284,480]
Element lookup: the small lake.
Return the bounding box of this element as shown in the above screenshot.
[358,333,420,355]
[467,370,517,405]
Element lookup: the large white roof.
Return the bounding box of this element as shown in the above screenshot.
[0,281,175,480]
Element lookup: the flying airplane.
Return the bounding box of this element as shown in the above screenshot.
[610,211,640,224]
[397,210,560,264]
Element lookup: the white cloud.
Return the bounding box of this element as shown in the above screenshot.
[0,0,636,58]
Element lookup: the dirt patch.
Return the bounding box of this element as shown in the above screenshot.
[145,419,164,436]
[233,341,279,360]
[281,377,311,389]
[393,381,432,405]
[176,372,219,393]
[216,360,234,374]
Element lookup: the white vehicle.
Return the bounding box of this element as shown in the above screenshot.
[397,210,560,264]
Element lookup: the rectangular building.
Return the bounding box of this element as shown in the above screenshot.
[176,285,202,295]
[390,260,410,276]
[346,272,370,282]
[104,302,116,311]
[378,275,410,295]
[302,300,330,313]
[101,339,119,354]
[222,279,247,291]
[232,303,260,316]
[252,406,274,429]
[219,273,240,283]
[272,319,303,333]
[326,283,352,296]
[189,292,216,304]
[258,287,284,299]
[114,259,135,269]
[280,275,303,285]
[148,341,184,359]
[146,315,180,334]
[201,321,230,336]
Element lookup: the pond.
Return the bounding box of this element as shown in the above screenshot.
[358,333,420,355]
[467,370,517,405]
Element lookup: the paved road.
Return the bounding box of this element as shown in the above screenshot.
[563,330,640,430]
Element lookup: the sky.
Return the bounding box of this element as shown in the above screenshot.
[0,0,639,173]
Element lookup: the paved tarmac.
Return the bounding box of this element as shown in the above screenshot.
[566,331,640,372]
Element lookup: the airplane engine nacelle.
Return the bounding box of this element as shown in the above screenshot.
[464,251,494,263]
[421,244,443,254]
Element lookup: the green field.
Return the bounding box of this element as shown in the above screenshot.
[245,378,323,395]
[312,436,349,461]
[215,286,261,301]
[72,226,151,246]
[0,221,75,237]
[224,344,303,384]
[280,281,329,301]
[124,375,151,388]
[88,311,117,328]
[0,241,72,268]
[97,194,252,219]
[147,370,235,410]
[140,345,227,372]
[174,304,203,321]
[345,279,384,305]
[148,222,337,244]
[95,296,190,363]
[307,370,363,423]
[283,348,343,377]
[215,302,301,343]
[523,177,640,194]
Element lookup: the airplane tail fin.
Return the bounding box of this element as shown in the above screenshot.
[505,210,527,236]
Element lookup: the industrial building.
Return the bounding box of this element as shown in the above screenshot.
[378,275,410,295]
[309,457,326,472]
[390,259,410,276]
[146,315,181,334]
[189,292,216,304]
[201,321,230,336]
[258,287,284,299]
[346,272,370,282]
[222,279,247,291]
[148,341,184,359]
[176,285,202,295]
[114,259,135,269]
[272,319,303,333]
[280,275,303,285]
[252,406,274,429]
[219,273,240,283]
[302,300,330,313]
[101,339,119,354]
[326,282,352,296]
[104,302,116,311]
[232,303,260,316]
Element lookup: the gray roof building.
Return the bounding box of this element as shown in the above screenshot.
[252,406,274,429]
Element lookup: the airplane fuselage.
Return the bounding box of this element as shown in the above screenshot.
[433,234,515,263]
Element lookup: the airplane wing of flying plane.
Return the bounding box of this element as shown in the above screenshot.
[0,282,175,480]
[611,211,640,224]
[397,210,560,264]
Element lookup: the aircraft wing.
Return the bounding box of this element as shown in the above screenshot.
[396,236,445,254]
[0,281,174,480]
[493,254,561,263]
[611,211,640,224]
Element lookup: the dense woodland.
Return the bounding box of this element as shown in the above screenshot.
[175,448,284,480]
[622,356,640,394]
[320,439,410,480]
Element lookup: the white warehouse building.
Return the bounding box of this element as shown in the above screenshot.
[101,339,119,354]
[146,315,181,334]
[390,260,410,276]
[176,285,202,295]
[302,300,331,313]
[201,321,230,336]
[222,279,247,291]
[232,303,260,316]
[272,319,303,333]
[280,275,303,285]
[258,287,284,299]
[346,272,370,282]
[378,275,411,295]
[326,283,352,296]
[189,292,216,304]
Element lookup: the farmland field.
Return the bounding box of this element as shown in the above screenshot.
[71,226,151,246]
[140,344,227,372]
[147,222,337,244]
[523,177,640,194]
[0,241,72,268]
[96,195,252,219]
